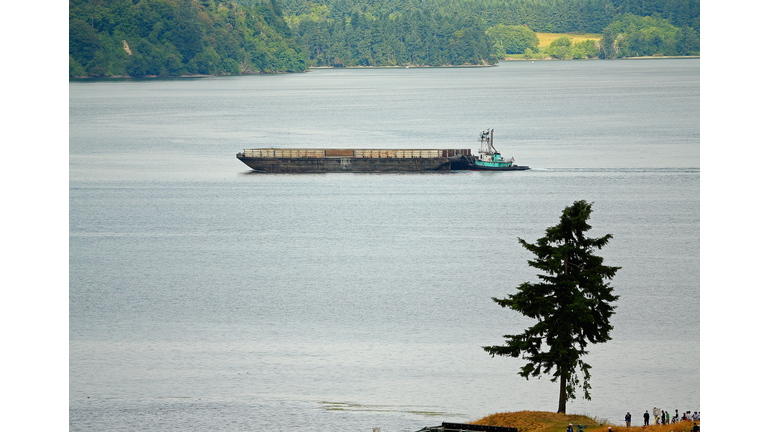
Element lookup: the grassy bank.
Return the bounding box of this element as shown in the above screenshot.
[471,411,700,432]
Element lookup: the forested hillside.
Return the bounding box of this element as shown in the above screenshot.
[69,0,700,77]
[270,0,698,66]
[599,13,699,58]
[289,9,497,66]
[275,0,699,33]
[69,0,308,77]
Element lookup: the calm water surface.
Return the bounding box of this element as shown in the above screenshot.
[70,60,699,431]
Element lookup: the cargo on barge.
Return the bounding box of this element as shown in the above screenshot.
[236,148,474,172]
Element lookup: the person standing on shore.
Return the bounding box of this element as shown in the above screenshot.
[653,407,660,424]
[625,412,631,427]
[673,410,679,423]
[665,411,670,424]
[643,410,650,426]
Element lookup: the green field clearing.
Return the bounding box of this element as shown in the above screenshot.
[536,32,601,47]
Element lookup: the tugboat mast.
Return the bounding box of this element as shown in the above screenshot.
[468,128,528,170]
[478,128,498,161]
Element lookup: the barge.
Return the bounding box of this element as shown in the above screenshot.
[235,130,529,172]
[236,148,474,172]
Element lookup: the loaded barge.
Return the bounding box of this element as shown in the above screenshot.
[235,130,529,173]
[236,148,474,172]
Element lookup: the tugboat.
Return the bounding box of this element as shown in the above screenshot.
[468,128,530,171]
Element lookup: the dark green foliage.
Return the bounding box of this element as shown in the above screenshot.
[544,35,572,58]
[599,25,615,58]
[270,0,698,34]
[487,24,539,56]
[675,25,700,55]
[274,0,698,65]
[612,0,699,30]
[70,18,104,67]
[483,200,620,414]
[540,35,600,59]
[290,10,498,67]
[171,0,203,61]
[70,56,87,77]
[550,35,572,47]
[599,13,699,57]
[570,39,599,59]
[69,0,308,77]
[70,0,701,76]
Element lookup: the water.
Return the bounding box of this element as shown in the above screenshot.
[70,60,699,431]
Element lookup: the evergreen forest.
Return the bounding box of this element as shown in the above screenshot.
[69,0,308,77]
[69,0,700,77]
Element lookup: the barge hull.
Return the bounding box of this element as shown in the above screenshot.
[237,148,474,173]
[238,156,453,172]
[466,164,530,171]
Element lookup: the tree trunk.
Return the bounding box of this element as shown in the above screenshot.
[558,373,567,413]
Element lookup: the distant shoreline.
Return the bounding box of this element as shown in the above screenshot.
[69,56,701,79]
[504,55,700,61]
[308,56,701,68]
[308,63,495,69]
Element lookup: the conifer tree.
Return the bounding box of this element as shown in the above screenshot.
[483,200,620,414]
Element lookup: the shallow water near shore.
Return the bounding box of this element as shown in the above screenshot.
[70,60,699,431]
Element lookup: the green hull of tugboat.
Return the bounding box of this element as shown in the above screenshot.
[467,161,530,171]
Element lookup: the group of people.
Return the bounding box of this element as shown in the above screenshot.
[623,408,700,426]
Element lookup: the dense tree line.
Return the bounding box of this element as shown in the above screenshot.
[511,13,699,60]
[599,13,699,58]
[486,24,539,57]
[290,8,497,66]
[272,0,699,34]
[542,35,600,59]
[69,0,308,77]
[260,0,697,66]
[70,0,700,76]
